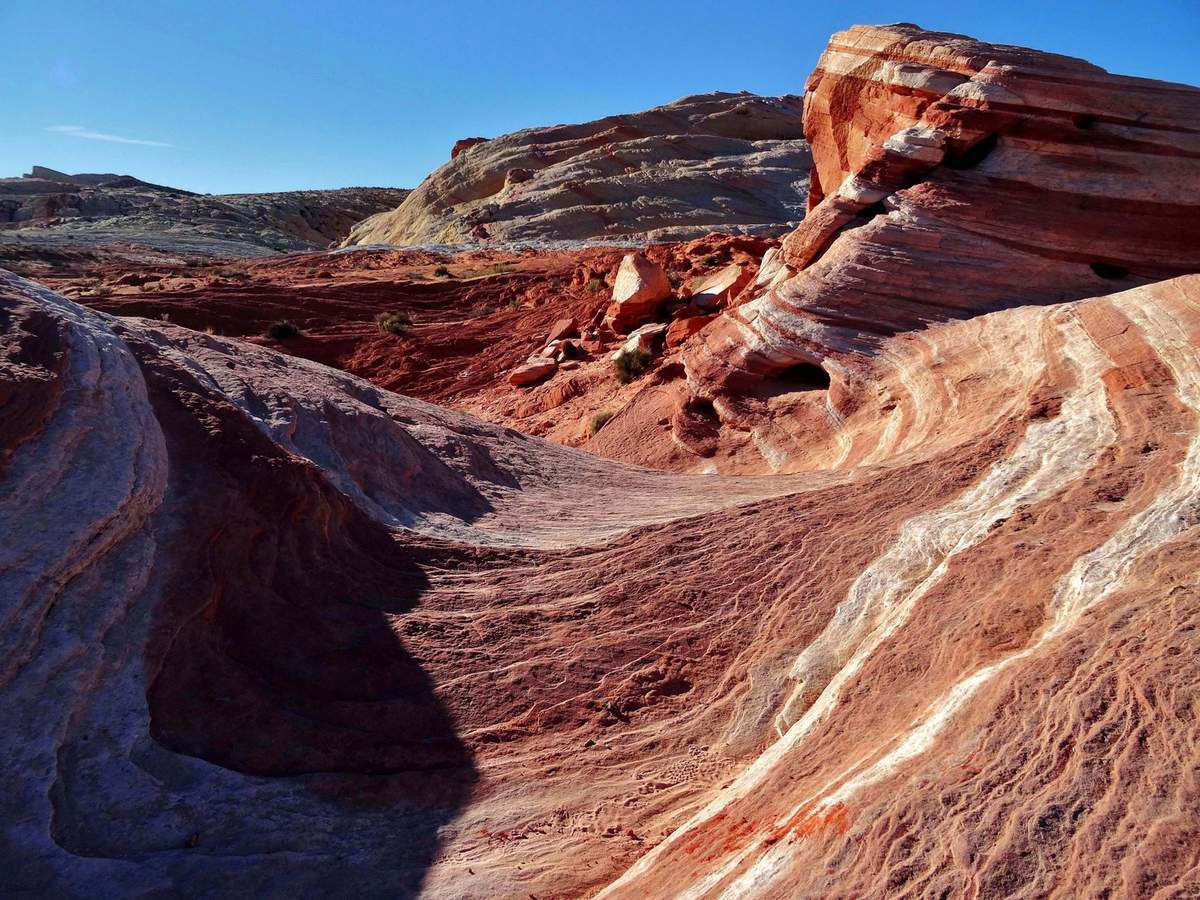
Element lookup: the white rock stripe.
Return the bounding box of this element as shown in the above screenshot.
[0,274,168,687]
[598,311,1117,898]
[717,290,1200,898]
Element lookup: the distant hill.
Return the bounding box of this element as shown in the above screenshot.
[344,91,811,247]
[0,166,409,256]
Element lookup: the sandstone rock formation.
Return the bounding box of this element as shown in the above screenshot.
[683,24,1200,422]
[507,355,557,386]
[5,261,1200,897]
[5,22,1200,899]
[0,166,408,256]
[604,251,671,333]
[342,92,811,246]
[682,261,752,310]
[450,137,489,159]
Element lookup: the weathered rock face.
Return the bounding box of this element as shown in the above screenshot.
[6,23,1200,898]
[604,251,671,333]
[343,91,811,246]
[0,167,409,256]
[5,264,1200,897]
[450,137,489,159]
[684,24,1200,410]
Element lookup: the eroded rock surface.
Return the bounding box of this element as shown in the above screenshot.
[343,92,811,246]
[684,24,1200,445]
[5,263,1200,897]
[4,23,1200,900]
[1,166,409,256]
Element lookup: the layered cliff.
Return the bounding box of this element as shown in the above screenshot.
[342,92,811,246]
[682,24,1200,446]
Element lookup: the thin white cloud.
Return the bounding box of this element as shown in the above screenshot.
[47,125,173,148]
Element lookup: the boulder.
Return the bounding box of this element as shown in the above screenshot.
[543,340,583,363]
[683,263,752,310]
[604,253,671,333]
[546,317,579,344]
[508,356,557,387]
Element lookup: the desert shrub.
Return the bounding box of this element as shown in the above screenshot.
[584,277,604,294]
[377,310,413,334]
[613,348,652,384]
[703,254,721,267]
[588,410,615,436]
[91,284,112,297]
[507,297,520,312]
[266,319,302,340]
[484,262,514,275]
[468,303,492,318]
[434,265,451,277]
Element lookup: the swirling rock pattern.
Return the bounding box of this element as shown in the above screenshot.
[684,24,1200,416]
[4,23,1200,900]
[5,265,1200,897]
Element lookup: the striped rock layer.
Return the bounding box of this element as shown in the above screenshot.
[4,23,1200,900]
[684,24,1200,427]
[342,92,812,246]
[4,264,1200,896]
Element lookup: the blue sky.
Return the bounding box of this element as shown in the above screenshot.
[4,0,1198,194]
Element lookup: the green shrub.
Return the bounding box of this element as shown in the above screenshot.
[588,410,615,436]
[434,265,451,277]
[584,277,604,294]
[266,319,302,340]
[613,348,652,384]
[507,297,520,312]
[377,310,413,334]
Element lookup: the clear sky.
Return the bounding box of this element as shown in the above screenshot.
[4,0,1198,195]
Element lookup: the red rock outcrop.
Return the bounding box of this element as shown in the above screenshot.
[5,264,1200,897]
[683,23,1200,458]
[5,25,1200,896]
[450,137,489,159]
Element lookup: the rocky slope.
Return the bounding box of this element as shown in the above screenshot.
[4,23,1200,900]
[4,260,1200,899]
[1,166,408,256]
[4,234,774,468]
[342,92,811,246]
